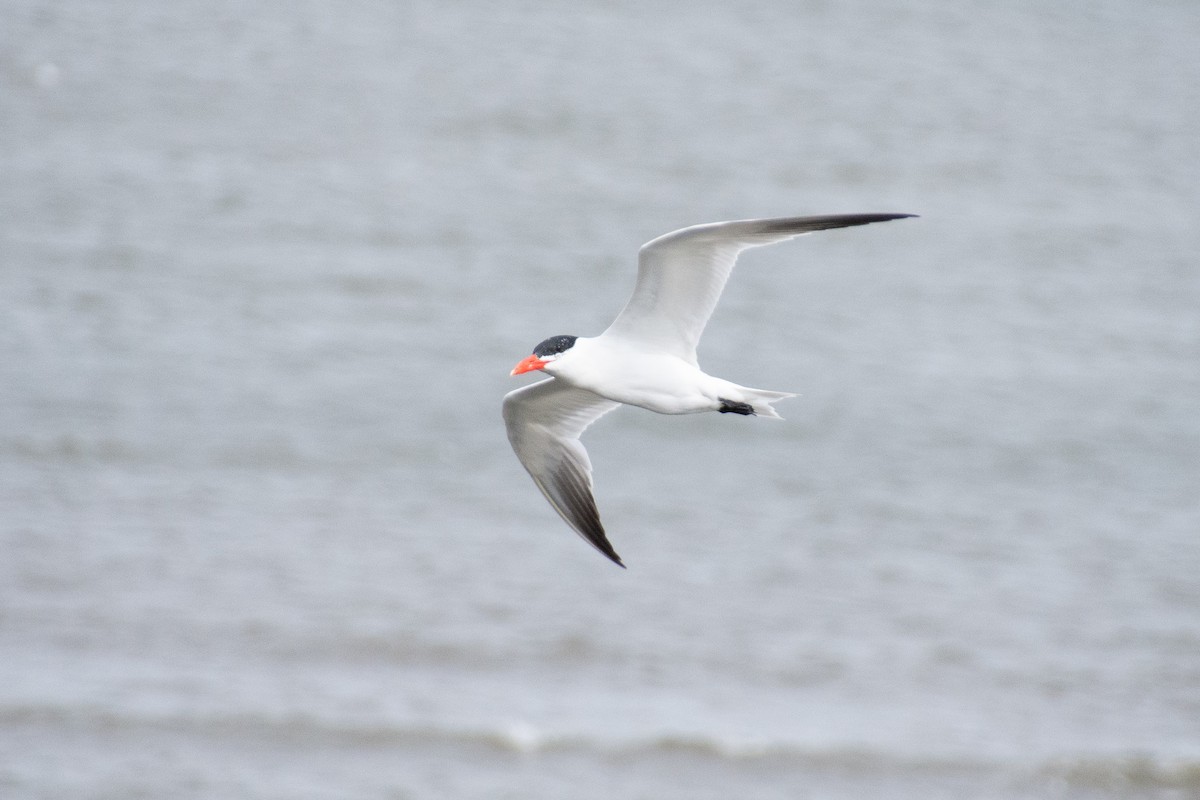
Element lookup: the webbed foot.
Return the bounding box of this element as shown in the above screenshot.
[717,398,756,415]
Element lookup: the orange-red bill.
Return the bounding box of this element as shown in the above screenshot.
[510,354,548,375]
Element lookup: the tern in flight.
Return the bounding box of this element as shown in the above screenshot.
[503,213,915,566]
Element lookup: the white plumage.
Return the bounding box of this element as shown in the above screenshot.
[504,213,915,566]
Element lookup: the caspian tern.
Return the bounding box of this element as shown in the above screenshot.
[503,213,915,566]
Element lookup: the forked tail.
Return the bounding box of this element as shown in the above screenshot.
[727,387,796,419]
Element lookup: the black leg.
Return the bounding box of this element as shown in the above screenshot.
[718,398,756,415]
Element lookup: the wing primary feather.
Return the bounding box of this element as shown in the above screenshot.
[754,212,916,237]
[502,379,625,567]
[601,212,916,362]
[548,459,624,566]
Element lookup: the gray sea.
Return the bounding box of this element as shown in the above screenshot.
[2,2,1198,798]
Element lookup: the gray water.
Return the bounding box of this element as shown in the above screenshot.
[2,2,1199,798]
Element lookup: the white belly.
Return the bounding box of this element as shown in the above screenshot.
[554,341,733,414]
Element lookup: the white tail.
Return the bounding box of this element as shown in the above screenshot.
[740,387,797,419]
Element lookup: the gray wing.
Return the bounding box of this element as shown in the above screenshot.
[502,378,624,566]
[600,213,915,363]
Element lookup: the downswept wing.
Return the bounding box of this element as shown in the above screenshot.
[502,378,624,566]
[601,213,915,363]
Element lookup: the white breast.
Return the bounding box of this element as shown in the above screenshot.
[548,336,722,414]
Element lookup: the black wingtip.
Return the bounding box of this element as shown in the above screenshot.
[822,212,919,230]
[756,212,918,238]
[837,212,919,225]
[595,537,626,568]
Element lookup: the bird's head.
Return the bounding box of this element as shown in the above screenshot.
[510,334,578,375]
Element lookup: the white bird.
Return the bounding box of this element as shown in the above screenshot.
[503,213,915,566]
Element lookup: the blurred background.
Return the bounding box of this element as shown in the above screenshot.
[2,1,1198,798]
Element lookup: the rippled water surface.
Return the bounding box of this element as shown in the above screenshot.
[2,2,1199,798]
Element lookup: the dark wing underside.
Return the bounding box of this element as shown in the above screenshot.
[502,378,624,566]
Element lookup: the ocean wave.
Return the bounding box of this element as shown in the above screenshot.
[0,434,145,464]
[4,702,1197,789]
[1038,755,1200,792]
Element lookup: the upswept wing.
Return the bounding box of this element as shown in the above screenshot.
[502,378,624,566]
[600,213,914,363]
